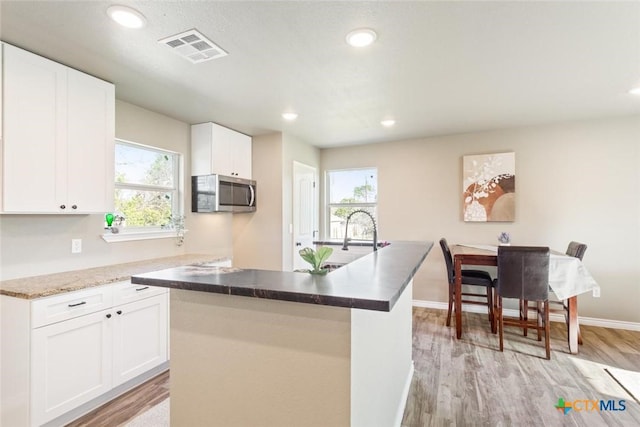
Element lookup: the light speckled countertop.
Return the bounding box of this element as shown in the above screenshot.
[0,254,230,299]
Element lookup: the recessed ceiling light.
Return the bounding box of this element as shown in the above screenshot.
[381,119,396,127]
[346,28,377,47]
[282,112,298,121]
[629,87,640,95]
[107,5,147,29]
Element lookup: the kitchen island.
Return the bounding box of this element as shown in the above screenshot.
[132,241,432,427]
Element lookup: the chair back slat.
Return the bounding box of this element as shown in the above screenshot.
[566,241,587,260]
[497,246,550,301]
[439,238,455,284]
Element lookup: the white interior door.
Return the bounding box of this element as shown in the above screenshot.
[293,162,318,270]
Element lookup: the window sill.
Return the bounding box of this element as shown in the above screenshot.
[101,229,186,243]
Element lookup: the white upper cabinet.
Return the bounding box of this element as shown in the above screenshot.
[1,43,115,213]
[229,126,252,179]
[66,68,115,213]
[191,122,252,179]
[0,42,3,145]
[2,43,66,213]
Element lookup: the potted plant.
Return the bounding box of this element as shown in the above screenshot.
[298,247,333,275]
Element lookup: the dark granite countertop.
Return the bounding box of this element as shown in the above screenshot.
[131,241,432,312]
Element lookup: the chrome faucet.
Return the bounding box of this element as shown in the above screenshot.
[341,209,378,252]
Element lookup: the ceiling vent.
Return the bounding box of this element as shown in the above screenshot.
[158,29,227,64]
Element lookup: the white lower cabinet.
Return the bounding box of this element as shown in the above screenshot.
[31,309,113,426]
[112,295,168,387]
[0,283,168,427]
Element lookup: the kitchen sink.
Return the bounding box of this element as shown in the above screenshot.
[321,262,347,272]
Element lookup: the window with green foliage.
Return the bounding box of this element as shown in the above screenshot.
[114,140,181,229]
[326,168,377,240]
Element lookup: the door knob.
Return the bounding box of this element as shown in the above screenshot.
[296,242,302,246]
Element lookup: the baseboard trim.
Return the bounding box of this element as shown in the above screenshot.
[574,316,640,332]
[412,300,640,332]
[43,362,170,427]
[394,361,415,427]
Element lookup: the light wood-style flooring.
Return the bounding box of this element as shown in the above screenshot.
[67,308,640,426]
[66,370,169,427]
[402,308,640,426]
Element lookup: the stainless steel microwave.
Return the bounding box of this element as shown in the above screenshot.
[192,174,256,213]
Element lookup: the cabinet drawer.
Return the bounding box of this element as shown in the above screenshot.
[112,281,167,306]
[31,286,113,329]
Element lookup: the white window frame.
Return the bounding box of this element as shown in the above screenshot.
[325,167,378,241]
[102,139,183,243]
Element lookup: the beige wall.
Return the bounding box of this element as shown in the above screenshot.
[232,133,284,270]
[320,116,640,323]
[0,100,232,280]
[233,132,320,271]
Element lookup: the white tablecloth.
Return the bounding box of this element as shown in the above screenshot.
[459,244,599,300]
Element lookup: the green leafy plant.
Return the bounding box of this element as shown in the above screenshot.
[298,247,333,275]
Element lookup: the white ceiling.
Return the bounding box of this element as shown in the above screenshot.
[1,1,639,148]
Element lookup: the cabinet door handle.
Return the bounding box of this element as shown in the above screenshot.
[60,204,66,209]
[106,313,112,318]
[68,301,86,307]
[72,205,78,210]
[116,310,122,315]
[135,286,149,291]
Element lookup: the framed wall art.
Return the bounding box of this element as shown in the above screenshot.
[462,152,515,222]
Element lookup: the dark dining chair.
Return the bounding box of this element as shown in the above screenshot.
[523,241,588,343]
[439,238,494,331]
[495,246,551,359]
[553,241,588,344]
[566,241,587,261]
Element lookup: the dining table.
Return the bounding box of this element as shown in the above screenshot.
[450,244,600,354]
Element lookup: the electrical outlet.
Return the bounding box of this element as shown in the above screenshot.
[71,239,82,254]
[592,287,600,298]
